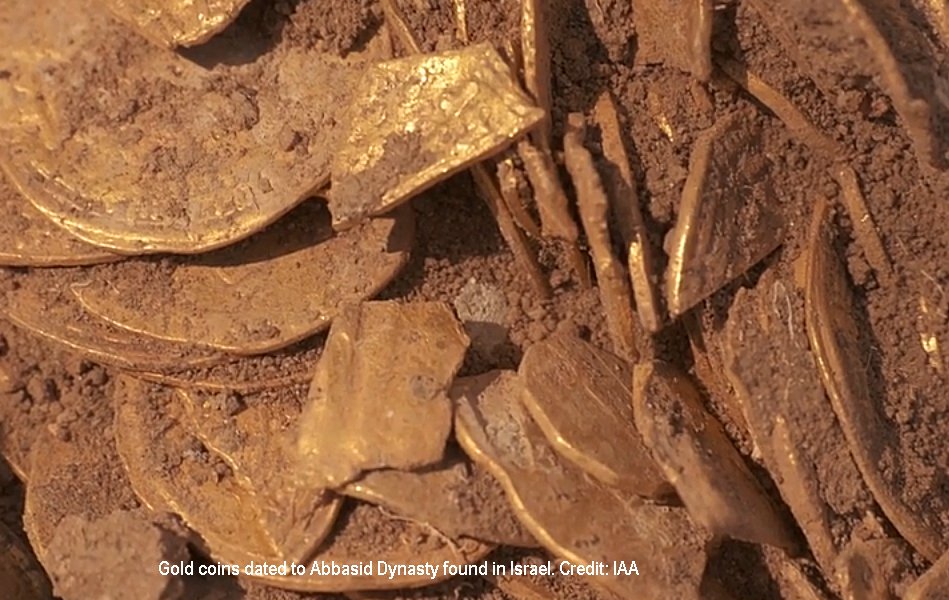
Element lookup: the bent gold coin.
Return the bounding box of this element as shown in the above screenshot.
[0,268,224,372]
[0,172,116,267]
[0,1,390,254]
[805,197,945,561]
[518,331,669,498]
[72,203,414,355]
[294,301,469,489]
[722,266,877,580]
[341,452,538,548]
[632,360,797,551]
[328,43,544,229]
[0,520,52,600]
[178,384,342,562]
[665,107,787,317]
[454,370,711,600]
[98,0,252,48]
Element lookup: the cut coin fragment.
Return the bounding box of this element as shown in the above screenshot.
[804,197,945,561]
[179,385,341,562]
[98,0,252,48]
[518,331,669,498]
[0,172,116,267]
[295,301,469,489]
[633,360,796,551]
[0,520,52,600]
[665,108,787,316]
[328,43,544,229]
[72,203,414,355]
[341,452,538,548]
[0,1,389,253]
[0,268,224,372]
[454,370,711,600]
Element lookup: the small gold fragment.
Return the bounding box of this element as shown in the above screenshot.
[666,107,786,316]
[453,0,469,44]
[454,371,711,600]
[295,301,469,489]
[519,331,668,496]
[97,0,252,48]
[520,0,553,146]
[497,155,542,238]
[180,386,342,562]
[591,91,663,333]
[918,295,946,375]
[906,546,949,600]
[0,172,117,267]
[0,520,52,600]
[805,197,944,561]
[329,44,544,229]
[633,361,797,550]
[564,113,638,360]
[832,166,893,276]
[73,204,414,355]
[342,454,537,547]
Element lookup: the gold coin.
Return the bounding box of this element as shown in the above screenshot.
[804,197,945,561]
[99,0,252,48]
[0,2,390,254]
[665,107,787,317]
[72,203,414,354]
[342,451,538,548]
[0,172,116,267]
[454,370,711,600]
[0,520,52,600]
[518,330,669,498]
[631,0,713,80]
[328,43,544,229]
[294,301,469,489]
[0,268,224,372]
[632,360,796,551]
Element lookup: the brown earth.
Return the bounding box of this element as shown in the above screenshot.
[1,0,948,599]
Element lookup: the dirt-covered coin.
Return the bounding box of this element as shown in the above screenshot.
[341,451,538,548]
[0,173,116,267]
[73,203,414,354]
[665,107,788,317]
[99,0,252,48]
[454,370,711,600]
[0,268,224,372]
[518,331,668,498]
[632,360,796,550]
[0,1,389,254]
[294,301,469,489]
[805,197,946,561]
[907,547,949,600]
[328,43,544,229]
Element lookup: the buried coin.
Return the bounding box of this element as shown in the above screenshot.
[72,203,414,355]
[0,268,224,373]
[518,331,669,498]
[454,370,712,600]
[804,197,946,561]
[294,301,469,490]
[632,360,797,551]
[631,0,713,81]
[178,384,342,562]
[0,172,116,267]
[98,0,252,48]
[664,107,788,317]
[328,43,544,229]
[722,265,881,582]
[0,520,52,600]
[0,1,390,254]
[341,450,538,548]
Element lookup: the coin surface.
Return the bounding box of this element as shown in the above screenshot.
[98,0,253,48]
[72,203,414,354]
[294,301,469,489]
[0,172,116,267]
[665,107,787,317]
[0,1,389,253]
[518,331,669,498]
[328,43,544,229]
[455,370,711,600]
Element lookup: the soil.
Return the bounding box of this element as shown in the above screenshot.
[1,0,948,599]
